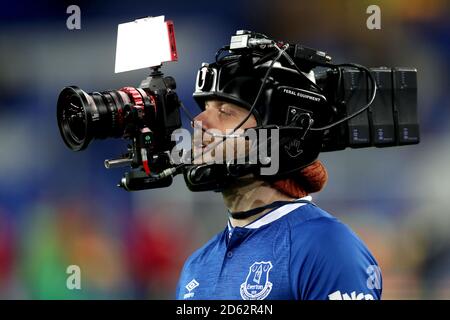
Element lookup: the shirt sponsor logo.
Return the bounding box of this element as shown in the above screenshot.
[183,279,199,299]
[328,290,374,300]
[240,261,273,300]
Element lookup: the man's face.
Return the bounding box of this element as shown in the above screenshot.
[192,100,257,163]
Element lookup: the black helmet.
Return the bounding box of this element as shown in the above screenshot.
[186,52,334,191]
[193,53,332,126]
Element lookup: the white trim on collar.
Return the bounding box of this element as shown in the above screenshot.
[244,195,313,229]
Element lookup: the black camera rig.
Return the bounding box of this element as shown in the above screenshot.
[56,30,419,191]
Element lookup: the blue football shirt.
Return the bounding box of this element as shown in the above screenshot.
[176,196,382,300]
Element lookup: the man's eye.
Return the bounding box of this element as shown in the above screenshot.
[219,108,231,115]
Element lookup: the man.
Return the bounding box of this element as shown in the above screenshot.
[176,52,382,300]
[176,101,382,300]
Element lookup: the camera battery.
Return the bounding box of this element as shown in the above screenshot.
[369,68,396,147]
[343,69,371,147]
[393,68,420,145]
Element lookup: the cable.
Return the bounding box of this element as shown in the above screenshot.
[157,46,377,180]
[192,43,287,158]
[180,42,288,141]
[179,101,196,121]
[250,64,377,133]
[167,42,289,175]
[269,48,378,132]
[278,47,325,94]
[310,63,377,131]
[225,42,287,135]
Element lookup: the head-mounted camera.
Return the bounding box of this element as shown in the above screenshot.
[56,25,420,192]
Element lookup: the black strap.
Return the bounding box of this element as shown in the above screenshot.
[229,198,315,220]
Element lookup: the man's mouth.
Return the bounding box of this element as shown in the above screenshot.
[193,140,207,148]
[193,140,211,154]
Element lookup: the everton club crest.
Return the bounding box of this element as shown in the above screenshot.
[240,261,273,300]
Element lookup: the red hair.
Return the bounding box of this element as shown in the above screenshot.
[272,160,328,198]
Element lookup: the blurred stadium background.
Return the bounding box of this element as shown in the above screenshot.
[0,0,449,299]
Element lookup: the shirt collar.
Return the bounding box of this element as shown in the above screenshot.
[228,195,312,230]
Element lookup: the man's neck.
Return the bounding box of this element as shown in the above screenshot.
[222,176,296,228]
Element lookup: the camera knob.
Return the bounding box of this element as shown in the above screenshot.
[164,76,177,90]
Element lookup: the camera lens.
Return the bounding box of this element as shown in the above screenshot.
[66,96,86,143]
[57,86,93,151]
[57,86,154,151]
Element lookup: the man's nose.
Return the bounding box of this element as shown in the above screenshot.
[192,111,210,130]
